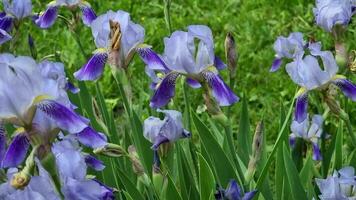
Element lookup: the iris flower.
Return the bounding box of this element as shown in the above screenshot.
[74,10,145,81]
[0,53,107,168]
[315,166,356,199]
[137,25,239,108]
[34,0,97,29]
[270,32,356,123]
[290,114,323,160]
[313,0,356,32]
[215,180,257,200]
[143,110,190,167]
[0,0,32,44]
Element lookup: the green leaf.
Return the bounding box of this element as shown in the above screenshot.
[166,174,183,200]
[198,153,215,200]
[283,144,307,200]
[192,112,238,186]
[334,120,343,170]
[117,168,145,200]
[122,191,134,200]
[237,96,251,165]
[349,149,356,169]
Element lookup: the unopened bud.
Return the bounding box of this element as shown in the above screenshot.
[225,32,237,79]
[11,171,31,190]
[245,121,264,182]
[335,43,348,69]
[94,143,127,157]
[128,145,144,176]
[349,51,356,73]
[324,85,348,120]
[28,34,37,59]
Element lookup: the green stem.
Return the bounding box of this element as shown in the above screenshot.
[163,0,172,34]
[344,116,356,147]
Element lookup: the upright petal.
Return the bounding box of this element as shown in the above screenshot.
[333,78,356,101]
[202,71,239,106]
[3,0,32,19]
[80,3,97,26]
[74,50,108,81]
[76,127,107,149]
[2,134,29,168]
[295,91,308,123]
[150,72,180,108]
[0,29,11,45]
[36,100,88,133]
[84,155,105,171]
[34,4,58,29]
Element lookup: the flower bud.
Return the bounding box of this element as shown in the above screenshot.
[202,88,228,126]
[28,34,37,59]
[11,171,31,190]
[245,121,264,182]
[93,143,127,157]
[324,85,348,121]
[335,43,348,69]
[128,145,144,176]
[349,51,356,73]
[225,32,237,79]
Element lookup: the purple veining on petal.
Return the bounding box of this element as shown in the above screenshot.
[76,127,107,149]
[85,155,105,171]
[34,5,58,29]
[269,58,282,72]
[312,142,322,161]
[0,29,12,45]
[214,56,227,70]
[186,77,201,89]
[80,5,97,26]
[203,71,239,106]
[1,134,29,168]
[136,46,168,70]
[0,15,13,32]
[333,79,356,101]
[150,72,180,108]
[295,91,308,123]
[74,52,108,81]
[37,100,88,133]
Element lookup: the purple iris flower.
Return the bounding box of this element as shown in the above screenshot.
[74,10,145,81]
[52,138,114,199]
[143,109,190,167]
[0,159,61,199]
[0,53,107,168]
[270,33,356,123]
[313,0,355,32]
[215,180,257,200]
[137,25,238,108]
[290,114,323,160]
[0,0,32,44]
[34,0,97,29]
[315,166,356,199]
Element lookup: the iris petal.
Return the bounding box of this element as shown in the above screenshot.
[0,126,6,162]
[76,127,107,149]
[203,71,239,106]
[186,77,201,89]
[37,100,88,134]
[34,5,58,29]
[333,79,356,101]
[85,155,105,171]
[269,58,282,72]
[150,72,180,108]
[242,190,257,200]
[312,142,322,161]
[225,180,241,200]
[74,51,108,81]
[80,5,97,26]
[295,91,308,123]
[2,134,29,168]
[151,135,169,150]
[0,29,12,45]
[0,15,13,32]
[65,81,80,94]
[136,46,167,70]
[214,56,227,70]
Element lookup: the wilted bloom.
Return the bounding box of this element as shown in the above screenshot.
[137,25,238,108]
[270,33,356,123]
[290,114,323,160]
[143,110,190,167]
[315,166,356,199]
[74,10,145,81]
[0,0,32,44]
[215,180,257,200]
[0,53,107,168]
[313,0,355,32]
[34,0,97,29]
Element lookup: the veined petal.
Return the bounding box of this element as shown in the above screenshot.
[312,142,322,161]
[0,29,12,45]
[74,51,108,81]
[80,4,97,26]
[295,90,308,123]
[0,16,13,32]
[203,71,239,106]
[75,127,107,149]
[34,5,58,29]
[136,45,167,70]
[85,155,105,171]
[0,126,6,162]
[36,100,88,133]
[269,58,282,72]
[214,56,227,70]
[333,78,356,101]
[2,134,29,168]
[151,135,169,150]
[186,77,201,89]
[150,72,180,108]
